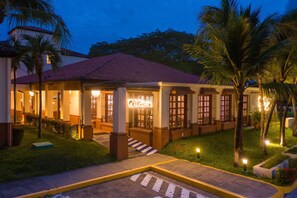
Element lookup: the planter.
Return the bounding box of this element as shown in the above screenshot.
[253,159,289,178]
[283,145,297,159]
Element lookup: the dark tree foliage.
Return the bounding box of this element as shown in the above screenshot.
[89,29,203,75]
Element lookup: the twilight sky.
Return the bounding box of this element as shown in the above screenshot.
[0,0,295,54]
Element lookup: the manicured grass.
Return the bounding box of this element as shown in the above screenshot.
[261,154,289,169]
[0,126,114,183]
[161,122,297,180]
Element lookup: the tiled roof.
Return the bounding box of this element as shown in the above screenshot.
[8,26,53,35]
[15,53,206,84]
[0,41,17,58]
[61,48,89,58]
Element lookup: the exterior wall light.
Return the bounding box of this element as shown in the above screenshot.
[92,90,100,98]
[29,91,35,97]
[242,158,248,173]
[196,148,201,159]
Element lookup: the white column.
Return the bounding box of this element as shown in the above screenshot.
[113,87,126,133]
[83,90,92,125]
[160,87,170,128]
[0,58,12,146]
[153,91,160,128]
[62,91,70,121]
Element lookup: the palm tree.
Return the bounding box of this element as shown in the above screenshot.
[0,0,71,44]
[186,0,286,166]
[22,34,61,138]
[11,38,25,124]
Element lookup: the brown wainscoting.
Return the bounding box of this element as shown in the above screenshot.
[129,128,153,146]
[192,123,199,136]
[42,110,45,118]
[70,115,80,125]
[0,122,12,146]
[100,122,113,132]
[199,125,216,135]
[170,128,192,141]
[153,127,169,150]
[221,121,236,130]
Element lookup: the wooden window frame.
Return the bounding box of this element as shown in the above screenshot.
[221,95,232,122]
[198,95,212,125]
[105,94,113,122]
[169,94,187,129]
[91,95,97,120]
[132,94,153,129]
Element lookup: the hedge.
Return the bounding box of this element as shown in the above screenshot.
[25,113,79,140]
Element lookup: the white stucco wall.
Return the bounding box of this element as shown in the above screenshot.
[0,58,11,123]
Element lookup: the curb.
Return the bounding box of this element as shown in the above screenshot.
[17,158,241,198]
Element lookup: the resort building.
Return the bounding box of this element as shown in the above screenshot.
[14,52,260,159]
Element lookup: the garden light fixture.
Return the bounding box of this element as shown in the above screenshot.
[196,148,200,159]
[242,158,248,173]
[265,140,270,145]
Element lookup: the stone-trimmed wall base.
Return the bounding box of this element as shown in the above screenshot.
[153,127,169,150]
[129,128,153,146]
[110,132,128,160]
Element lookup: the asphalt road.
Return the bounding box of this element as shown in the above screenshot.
[61,171,219,198]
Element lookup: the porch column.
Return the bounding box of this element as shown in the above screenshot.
[110,87,128,160]
[191,88,199,135]
[215,89,222,131]
[62,91,70,121]
[46,91,53,118]
[24,91,31,114]
[0,58,12,146]
[82,90,93,140]
[153,87,170,150]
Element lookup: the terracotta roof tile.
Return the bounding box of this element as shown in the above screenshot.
[15,53,206,84]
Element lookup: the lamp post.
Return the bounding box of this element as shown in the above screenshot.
[242,158,248,173]
[196,148,200,159]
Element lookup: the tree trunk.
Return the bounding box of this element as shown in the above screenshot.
[258,78,265,147]
[13,67,17,124]
[262,98,277,155]
[292,97,297,136]
[38,74,42,138]
[280,100,289,146]
[233,88,244,167]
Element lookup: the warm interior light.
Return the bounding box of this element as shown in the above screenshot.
[242,159,248,164]
[196,148,200,153]
[29,91,34,97]
[265,140,270,145]
[52,102,55,105]
[92,90,100,98]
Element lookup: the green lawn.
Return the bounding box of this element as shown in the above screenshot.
[0,126,114,183]
[161,122,297,180]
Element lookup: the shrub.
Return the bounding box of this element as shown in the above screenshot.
[275,168,297,186]
[289,158,297,169]
[250,110,261,129]
[24,114,78,140]
[12,127,24,146]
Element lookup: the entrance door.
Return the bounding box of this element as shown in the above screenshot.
[243,95,248,125]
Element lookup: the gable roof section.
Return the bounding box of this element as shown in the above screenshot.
[8,26,53,35]
[61,48,89,58]
[15,53,205,84]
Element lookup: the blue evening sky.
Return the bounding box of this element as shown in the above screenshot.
[0,0,295,54]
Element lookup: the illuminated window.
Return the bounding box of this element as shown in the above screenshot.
[221,95,232,122]
[105,94,113,122]
[46,54,51,64]
[133,95,153,129]
[91,95,97,119]
[198,95,212,125]
[169,95,187,129]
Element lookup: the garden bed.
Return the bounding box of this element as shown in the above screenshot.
[253,155,289,178]
[283,146,297,159]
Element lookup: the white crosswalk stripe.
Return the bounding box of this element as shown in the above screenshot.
[131,142,142,148]
[152,178,163,192]
[128,140,138,145]
[141,174,152,187]
[146,149,158,155]
[130,174,140,182]
[136,144,147,150]
[181,188,190,198]
[165,183,176,198]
